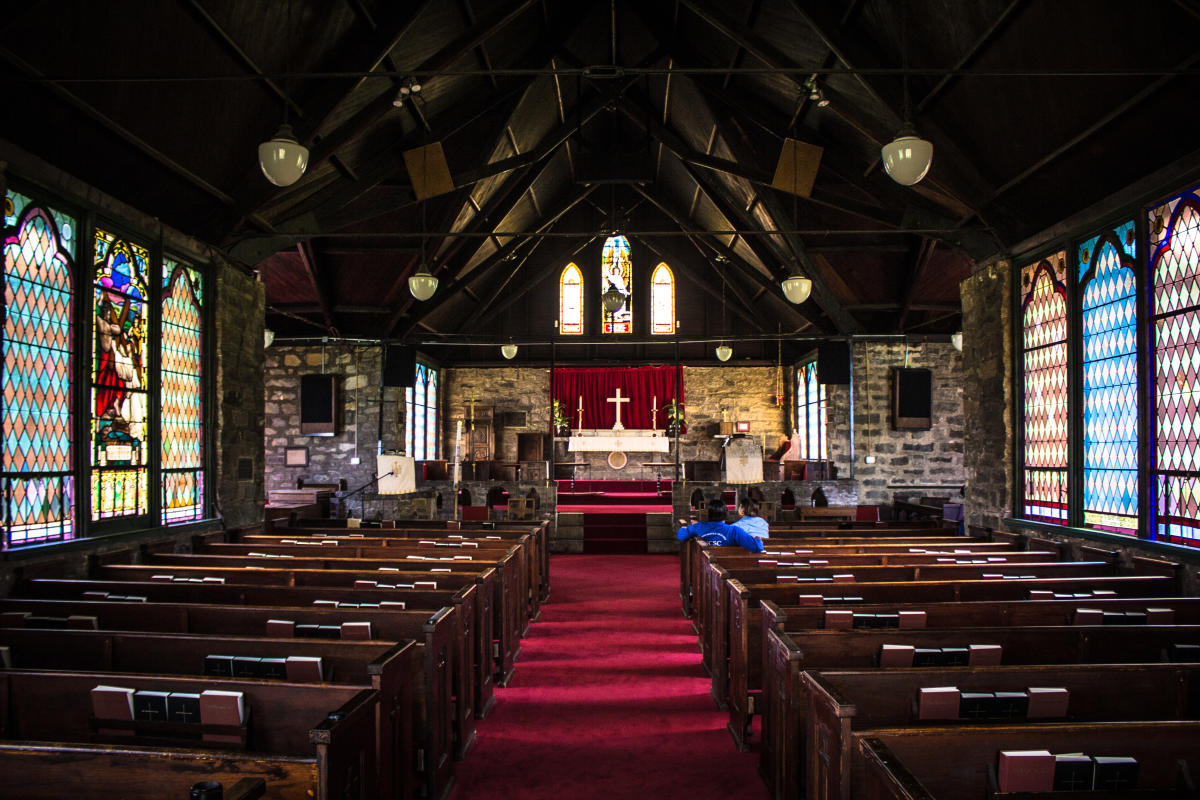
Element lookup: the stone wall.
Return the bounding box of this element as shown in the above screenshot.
[214,261,266,529]
[442,367,551,461]
[263,344,404,497]
[678,365,791,463]
[959,260,1014,530]
[850,341,966,506]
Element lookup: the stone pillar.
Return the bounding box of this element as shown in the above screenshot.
[960,259,1014,530]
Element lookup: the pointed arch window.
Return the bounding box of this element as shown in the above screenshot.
[406,363,438,460]
[795,360,827,460]
[650,262,675,335]
[161,259,204,524]
[601,235,632,334]
[559,263,583,335]
[2,192,76,546]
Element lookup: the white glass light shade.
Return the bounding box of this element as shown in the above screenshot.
[951,332,963,352]
[782,275,813,304]
[408,268,438,301]
[880,134,933,186]
[263,328,275,348]
[715,344,733,362]
[259,124,309,187]
[601,286,625,313]
[501,343,518,359]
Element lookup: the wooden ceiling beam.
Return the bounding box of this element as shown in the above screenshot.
[897,238,938,330]
[296,241,338,335]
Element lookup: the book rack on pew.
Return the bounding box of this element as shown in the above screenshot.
[89,713,250,750]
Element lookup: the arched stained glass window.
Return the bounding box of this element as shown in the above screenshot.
[161,259,204,524]
[1150,187,1200,545]
[92,228,150,520]
[406,363,438,460]
[1079,222,1138,535]
[2,192,75,547]
[1020,252,1069,524]
[601,235,632,334]
[559,263,583,335]
[650,262,675,335]
[795,360,826,460]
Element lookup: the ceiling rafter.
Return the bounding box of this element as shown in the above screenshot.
[897,238,938,330]
[296,241,337,335]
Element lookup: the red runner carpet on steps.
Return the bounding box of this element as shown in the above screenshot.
[449,554,766,799]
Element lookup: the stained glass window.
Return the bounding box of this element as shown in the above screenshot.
[91,228,150,520]
[1079,222,1138,535]
[650,262,675,335]
[161,258,204,524]
[1020,252,1069,524]
[559,263,582,335]
[794,360,826,460]
[406,363,438,461]
[601,235,632,334]
[1149,186,1200,546]
[2,192,75,547]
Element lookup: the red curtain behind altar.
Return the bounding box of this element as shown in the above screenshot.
[552,366,683,432]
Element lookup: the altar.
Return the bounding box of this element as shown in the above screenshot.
[567,430,671,453]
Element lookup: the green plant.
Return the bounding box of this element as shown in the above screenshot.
[665,399,686,432]
[551,399,570,434]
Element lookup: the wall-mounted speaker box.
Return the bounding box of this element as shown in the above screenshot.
[892,368,933,430]
[300,374,338,436]
[382,345,416,387]
[817,342,850,384]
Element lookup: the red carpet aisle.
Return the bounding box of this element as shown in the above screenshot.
[449,554,766,799]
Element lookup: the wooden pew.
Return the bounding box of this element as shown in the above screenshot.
[0,627,419,800]
[858,722,1200,799]
[0,670,382,800]
[805,663,1200,800]
[762,624,1200,800]
[1,597,457,799]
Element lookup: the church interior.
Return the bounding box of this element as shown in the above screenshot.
[1,1,1200,798]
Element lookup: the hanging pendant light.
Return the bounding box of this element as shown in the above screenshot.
[715,344,733,362]
[782,275,813,304]
[408,195,437,300]
[881,7,932,186]
[263,328,276,348]
[951,331,963,351]
[601,285,625,313]
[500,342,518,359]
[259,0,308,186]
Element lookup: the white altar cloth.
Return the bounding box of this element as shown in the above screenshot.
[568,430,670,453]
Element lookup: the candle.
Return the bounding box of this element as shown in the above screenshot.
[652,396,657,429]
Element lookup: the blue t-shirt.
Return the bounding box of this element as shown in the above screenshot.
[676,520,765,553]
[735,515,770,539]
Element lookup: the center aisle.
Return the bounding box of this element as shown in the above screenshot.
[449,554,766,799]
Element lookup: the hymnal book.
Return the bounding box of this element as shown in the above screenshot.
[432,568,453,573]
[0,645,10,668]
[414,581,438,589]
[1169,643,1200,662]
[133,690,171,722]
[66,615,99,630]
[285,655,325,682]
[266,619,295,637]
[1101,611,1128,625]
[916,686,960,720]
[1092,589,1117,597]
[0,611,30,627]
[996,750,1055,793]
[993,691,1029,719]
[912,648,943,668]
[259,657,287,680]
[851,613,875,628]
[341,621,372,640]
[1145,607,1175,624]
[25,615,67,629]
[337,602,359,609]
[967,644,1003,666]
[874,613,900,628]
[232,656,262,678]
[91,685,136,736]
[1122,611,1148,624]
[1026,687,1069,718]
[1053,754,1094,791]
[796,595,824,606]
[899,611,927,629]
[940,647,970,667]
[879,644,915,667]
[82,591,110,599]
[378,567,400,572]
[353,580,377,589]
[315,625,342,639]
[294,624,321,638]
[167,692,201,724]
[199,689,245,744]
[1028,590,1054,600]
[824,610,853,630]
[204,655,236,677]
[1092,756,1139,790]
[151,574,174,581]
[358,602,379,609]
[202,577,225,584]
[958,691,995,719]
[312,600,338,607]
[1073,608,1103,625]
[380,601,407,609]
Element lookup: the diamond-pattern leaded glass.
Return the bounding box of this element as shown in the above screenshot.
[405,363,438,461]
[1021,253,1069,523]
[560,263,583,335]
[1150,186,1200,547]
[1079,222,1138,535]
[795,360,827,460]
[2,195,75,547]
[161,259,203,524]
[650,262,675,335]
[91,228,149,519]
[601,236,632,334]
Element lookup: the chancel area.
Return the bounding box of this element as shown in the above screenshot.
[2,1,1200,798]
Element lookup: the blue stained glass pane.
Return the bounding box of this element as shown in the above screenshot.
[1079,226,1138,535]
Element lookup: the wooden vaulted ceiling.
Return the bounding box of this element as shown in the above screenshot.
[3,0,1198,363]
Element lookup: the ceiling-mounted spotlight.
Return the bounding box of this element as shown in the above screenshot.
[501,343,518,359]
[781,275,813,304]
[881,127,933,186]
[392,77,423,107]
[715,344,733,362]
[259,124,309,187]
[951,331,963,352]
[804,74,830,108]
[408,266,438,301]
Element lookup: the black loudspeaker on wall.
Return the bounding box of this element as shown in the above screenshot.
[300,374,338,436]
[817,342,850,384]
[892,368,933,430]
[382,345,416,387]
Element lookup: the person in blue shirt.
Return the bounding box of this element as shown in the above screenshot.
[734,495,770,539]
[677,497,765,553]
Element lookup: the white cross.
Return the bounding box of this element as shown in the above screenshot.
[607,387,631,431]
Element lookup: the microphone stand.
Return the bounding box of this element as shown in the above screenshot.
[341,469,394,520]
